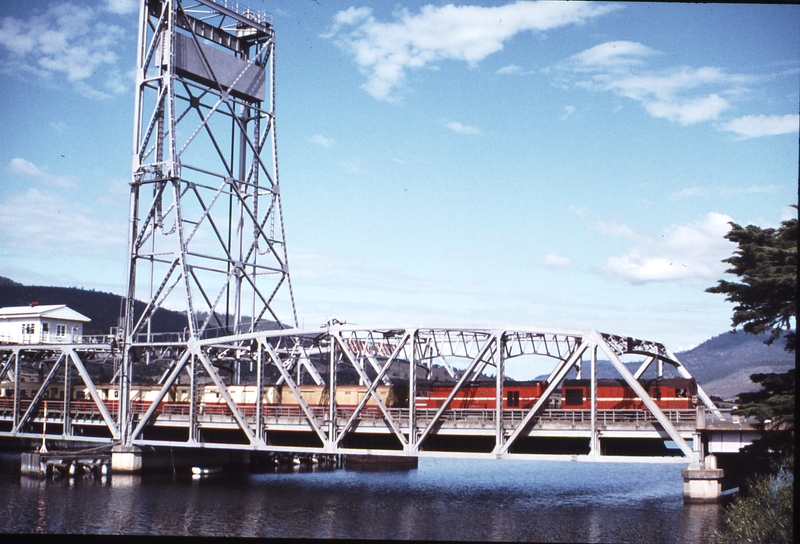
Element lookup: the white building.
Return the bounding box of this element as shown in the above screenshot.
[0,305,91,344]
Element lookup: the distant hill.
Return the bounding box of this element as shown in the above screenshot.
[0,277,187,335]
[676,331,795,400]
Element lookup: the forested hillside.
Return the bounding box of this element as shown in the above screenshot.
[0,276,187,335]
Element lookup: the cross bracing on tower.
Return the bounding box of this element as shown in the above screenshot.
[114,0,298,443]
[124,0,296,345]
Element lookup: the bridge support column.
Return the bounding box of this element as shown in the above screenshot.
[681,454,724,503]
[111,445,142,473]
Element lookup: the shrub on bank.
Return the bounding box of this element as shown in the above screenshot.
[713,467,793,544]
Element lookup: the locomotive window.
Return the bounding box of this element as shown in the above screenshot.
[507,391,520,407]
[564,388,583,406]
[59,390,64,399]
[75,391,85,400]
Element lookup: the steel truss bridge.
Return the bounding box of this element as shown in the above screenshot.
[0,0,756,470]
[1,326,748,464]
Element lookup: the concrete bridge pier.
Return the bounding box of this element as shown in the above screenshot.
[681,454,724,503]
[111,445,143,473]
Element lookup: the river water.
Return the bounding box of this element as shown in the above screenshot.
[0,452,723,542]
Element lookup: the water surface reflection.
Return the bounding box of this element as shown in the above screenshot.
[0,453,722,541]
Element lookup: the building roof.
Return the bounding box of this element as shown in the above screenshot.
[0,305,91,322]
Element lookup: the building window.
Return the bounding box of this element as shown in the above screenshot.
[56,325,66,336]
[22,323,35,334]
[42,323,50,334]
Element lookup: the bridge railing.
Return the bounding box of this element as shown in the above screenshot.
[0,398,700,429]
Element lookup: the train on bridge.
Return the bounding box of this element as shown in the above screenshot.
[0,377,698,414]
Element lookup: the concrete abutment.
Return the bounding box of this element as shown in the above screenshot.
[682,454,724,503]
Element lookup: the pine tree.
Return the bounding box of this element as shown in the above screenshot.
[706,208,797,352]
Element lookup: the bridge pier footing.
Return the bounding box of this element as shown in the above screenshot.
[681,455,724,503]
[111,445,142,473]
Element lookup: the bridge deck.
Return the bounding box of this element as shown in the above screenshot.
[1,404,716,439]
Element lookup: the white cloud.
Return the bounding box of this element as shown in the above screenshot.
[670,187,709,200]
[544,253,572,268]
[326,2,619,101]
[104,0,139,15]
[644,93,730,125]
[560,105,576,120]
[566,40,658,71]
[0,3,127,99]
[571,208,642,240]
[446,121,482,135]
[339,159,364,174]
[310,134,336,148]
[553,40,796,130]
[592,219,641,241]
[497,64,523,75]
[6,158,77,188]
[721,114,799,139]
[600,212,735,284]
[0,189,127,255]
[670,184,781,201]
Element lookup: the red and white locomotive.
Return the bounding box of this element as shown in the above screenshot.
[0,377,698,413]
[415,381,551,410]
[560,378,697,410]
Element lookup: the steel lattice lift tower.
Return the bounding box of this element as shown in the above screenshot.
[120,0,296,443]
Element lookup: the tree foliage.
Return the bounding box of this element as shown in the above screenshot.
[735,369,795,464]
[713,468,794,544]
[706,209,797,352]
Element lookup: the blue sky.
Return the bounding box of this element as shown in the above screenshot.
[0,1,797,359]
